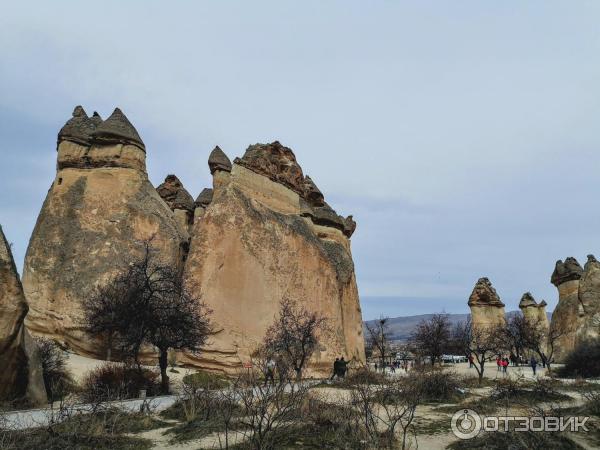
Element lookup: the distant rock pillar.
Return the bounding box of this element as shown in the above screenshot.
[468,277,506,331]
[208,146,232,191]
[577,255,600,341]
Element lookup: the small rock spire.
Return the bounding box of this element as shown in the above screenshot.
[57,105,98,147]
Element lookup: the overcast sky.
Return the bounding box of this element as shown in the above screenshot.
[1,1,599,320]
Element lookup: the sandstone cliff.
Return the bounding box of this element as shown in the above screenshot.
[23,106,189,358]
[0,226,47,405]
[183,141,365,374]
[468,277,506,330]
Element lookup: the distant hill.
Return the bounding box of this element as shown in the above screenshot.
[363,311,552,342]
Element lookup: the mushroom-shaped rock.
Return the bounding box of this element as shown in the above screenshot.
[208,146,232,174]
[343,215,357,238]
[519,292,537,308]
[58,105,98,147]
[156,175,195,213]
[195,188,214,208]
[90,107,145,151]
[303,176,324,207]
[551,257,583,286]
[234,141,305,195]
[468,277,505,307]
[310,203,347,231]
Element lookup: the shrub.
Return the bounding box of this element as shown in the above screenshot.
[80,363,160,402]
[414,367,462,402]
[447,430,582,450]
[35,338,76,401]
[341,367,386,386]
[558,339,600,378]
[181,371,229,390]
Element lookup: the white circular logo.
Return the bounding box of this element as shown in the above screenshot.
[451,409,482,440]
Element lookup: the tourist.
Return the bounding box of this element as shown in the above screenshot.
[374,362,378,372]
[496,355,502,372]
[339,357,348,378]
[530,356,538,376]
[469,355,474,368]
[502,357,509,375]
[264,357,276,386]
[331,358,340,380]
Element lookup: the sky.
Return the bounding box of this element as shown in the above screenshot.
[1,1,600,321]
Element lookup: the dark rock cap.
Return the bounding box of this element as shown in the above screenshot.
[551,257,583,286]
[195,188,214,208]
[57,105,100,147]
[208,146,232,174]
[234,141,305,196]
[303,176,324,207]
[90,111,103,126]
[468,277,505,307]
[156,175,195,212]
[519,292,537,308]
[90,108,145,151]
[343,215,357,238]
[538,300,548,307]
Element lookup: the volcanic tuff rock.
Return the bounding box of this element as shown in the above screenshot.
[208,146,232,174]
[0,226,47,405]
[157,174,195,231]
[518,292,549,330]
[182,142,365,374]
[23,106,188,358]
[468,277,506,329]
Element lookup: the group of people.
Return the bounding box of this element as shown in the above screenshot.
[330,357,349,379]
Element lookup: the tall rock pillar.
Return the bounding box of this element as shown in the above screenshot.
[550,257,583,362]
[23,106,189,358]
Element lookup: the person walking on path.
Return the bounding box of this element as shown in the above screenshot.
[469,355,474,368]
[502,357,509,375]
[330,358,340,380]
[264,358,276,386]
[339,357,348,378]
[530,356,538,376]
[496,356,502,372]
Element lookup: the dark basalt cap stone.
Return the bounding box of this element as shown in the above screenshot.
[303,176,325,207]
[90,108,145,151]
[551,257,583,286]
[519,292,537,308]
[195,188,214,208]
[539,300,548,307]
[468,277,505,307]
[156,174,195,212]
[208,146,232,174]
[57,105,99,147]
[90,111,103,126]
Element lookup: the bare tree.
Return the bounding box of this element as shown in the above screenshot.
[453,319,505,385]
[502,314,528,364]
[263,298,328,380]
[522,319,564,373]
[365,316,391,371]
[410,314,451,366]
[81,241,212,394]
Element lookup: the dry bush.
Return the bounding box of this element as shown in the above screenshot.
[79,363,160,403]
[35,338,76,401]
[413,367,462,403]
[341,367,387,387]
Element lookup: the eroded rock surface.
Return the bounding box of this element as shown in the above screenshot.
[23,106,188,358]
[157,174,195,231]
[468,277,506,329]
[518,292,549,329]
[0,226,47,405]
[183,143,365,374]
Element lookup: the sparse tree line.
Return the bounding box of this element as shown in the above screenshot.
[366,312,567,385]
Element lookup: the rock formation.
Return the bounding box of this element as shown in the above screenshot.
[550,257,584,361]
[518,292,549,329]
[157,174,195,233]
[468,277,506,330]
[23,106,189,358]
[551,254,600,360]
[183,141,365,374]
[0,226,47,405]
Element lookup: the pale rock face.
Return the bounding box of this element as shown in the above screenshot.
[183,145,365,374]
[468,277,506,330]
[23,107,188,358]
[0,226,47,405]
[578,255,600,340]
